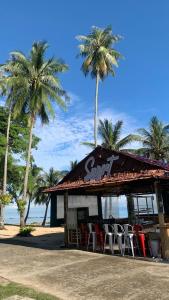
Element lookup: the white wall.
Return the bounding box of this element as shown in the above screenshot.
[57,195,98,219]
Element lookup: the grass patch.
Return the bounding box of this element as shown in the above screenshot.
[0,282,59,300]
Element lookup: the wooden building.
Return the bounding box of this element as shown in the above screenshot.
[44,146,169,258]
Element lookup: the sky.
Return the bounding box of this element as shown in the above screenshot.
[1,0,169,171]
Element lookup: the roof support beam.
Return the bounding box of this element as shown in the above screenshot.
[64,191,68,247]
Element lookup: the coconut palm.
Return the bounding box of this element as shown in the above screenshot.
[3,41,68,225]
[70,160,78,170]
[76,26,122,147]
[0,78,16,228]
[98,119,140,150]
[24,164,42,224]
[35,168,65,226]
[137,116,169,160]
[84,119,139,151]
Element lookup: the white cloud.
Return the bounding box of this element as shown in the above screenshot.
[32,105,141,171]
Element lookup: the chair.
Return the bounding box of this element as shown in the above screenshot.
[123,224,134,257]
[103,224,114,254]
[87,223,96,252]
[113,224,125,256]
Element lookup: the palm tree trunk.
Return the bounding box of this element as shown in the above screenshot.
[20,212,25,228]
[0,205,4,229]
[94,73,99,147]
[22,116,34,225]
[24,197,31,224]
[0,110,12,229]
[42,200,49,227]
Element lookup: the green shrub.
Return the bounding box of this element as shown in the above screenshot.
[19,226,35,237]
[0,194,12,206]
[17,199,27,214]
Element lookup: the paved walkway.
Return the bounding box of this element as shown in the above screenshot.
[1,234,169,300]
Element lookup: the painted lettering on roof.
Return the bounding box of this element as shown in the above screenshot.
[84,155,119,182]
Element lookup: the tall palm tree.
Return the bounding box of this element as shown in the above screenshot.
[3,41,68,225]
[84,119,139,151]
[35,168,65,226]
[137,116,169,160]
[76,26,122,147]
[24,164,42,224]
[0,78,15,228]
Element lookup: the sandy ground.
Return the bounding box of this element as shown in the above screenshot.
[1,228,169,299]
[0,225,64,238]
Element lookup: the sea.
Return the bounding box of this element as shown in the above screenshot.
[4,203,50,225]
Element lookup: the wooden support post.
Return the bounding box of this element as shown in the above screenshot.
[97,195,102,220]
[154,181,164,225]
[64,191,68,247]
[154,181,169,258]
[127,195,135,225]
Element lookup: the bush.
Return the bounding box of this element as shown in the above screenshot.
[17,199,27,214]
[19,226,35,237]
[0,194,12,206]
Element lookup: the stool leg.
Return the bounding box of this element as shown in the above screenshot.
[93,233,96,252]
[118,235,124,256]
[109,235,114,255]
[139,234,146,257]
[87,233,90,251]
[104,234,107,253]
[129,236,134,257]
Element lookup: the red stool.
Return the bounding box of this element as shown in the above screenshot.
[79,223,88,247]
[133,224,146,257]
[94,223,104,252]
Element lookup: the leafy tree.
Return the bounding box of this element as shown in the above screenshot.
[76,26,122,146]
[3,41,68,225]
[0,106,40,159]
[34,168,65,226]
[0,106,40,227]
[137,116,169,160]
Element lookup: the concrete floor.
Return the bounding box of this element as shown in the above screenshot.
[1,233,169,300]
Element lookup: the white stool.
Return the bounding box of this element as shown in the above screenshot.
[113,224,125,256]
[104,224,114,254]
[87,223,96,252]
[123,224,134,257]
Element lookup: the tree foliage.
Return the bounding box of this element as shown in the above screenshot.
[76,26,122,80]
[0,106,40,157]
[137,116,169,161]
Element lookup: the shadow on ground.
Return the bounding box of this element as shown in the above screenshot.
[0,232,64,250]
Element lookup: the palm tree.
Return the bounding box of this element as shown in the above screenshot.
[3,41,68,225]
[98,119,139,150]
[0,78,16,228]
[76,26,122,147]
[24,164,42,224]
[35,168,65,226]
[70,160,78,170]
[84,119,139,151]
[137,116,169,160]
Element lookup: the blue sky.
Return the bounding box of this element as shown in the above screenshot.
[1,0,169,171]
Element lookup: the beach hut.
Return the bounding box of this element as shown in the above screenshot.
[44,146,169,258]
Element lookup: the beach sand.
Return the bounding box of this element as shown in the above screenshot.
[0,225,64,238]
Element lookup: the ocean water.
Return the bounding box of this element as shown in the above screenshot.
[4,203,50,225]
